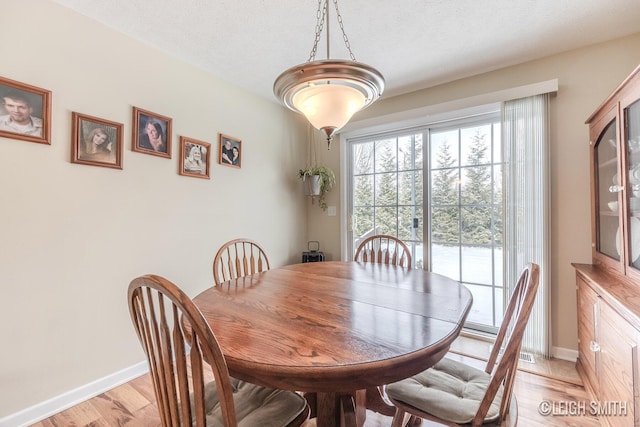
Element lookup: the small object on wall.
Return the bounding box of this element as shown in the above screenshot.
[71,112,123,169]
[219,133,242,168]
[131,107,172,158]
[0,75,51,145]
[179,136,211,179]
[302,241,325,263]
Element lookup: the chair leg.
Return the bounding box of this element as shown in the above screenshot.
[391,408,409,427]
[409,415,422,425]
[303,392,317,418]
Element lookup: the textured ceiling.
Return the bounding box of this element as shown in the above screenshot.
[51,0,640,104]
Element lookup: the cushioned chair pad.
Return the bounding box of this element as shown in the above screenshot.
[386,357,503,424]
[196,378,307,426]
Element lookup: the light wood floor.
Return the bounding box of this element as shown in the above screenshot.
[30,337,603,427]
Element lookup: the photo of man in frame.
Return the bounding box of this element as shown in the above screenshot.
[220,135,241,167]
[0,86,43,137]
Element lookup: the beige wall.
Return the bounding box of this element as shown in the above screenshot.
[308,32,640,354]
[0,0,309,418]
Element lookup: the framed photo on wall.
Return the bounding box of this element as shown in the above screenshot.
[0,76,51,145]
[132,107,172,158]
[71,112,123,169]
[219,133,242,168]
[179,136,210,179]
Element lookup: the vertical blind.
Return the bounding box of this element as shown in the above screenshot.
[502,93,551,357]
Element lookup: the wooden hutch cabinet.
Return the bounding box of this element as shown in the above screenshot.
[574,64,640,427]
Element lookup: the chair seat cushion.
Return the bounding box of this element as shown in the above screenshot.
[200,378,307,426]
[385,357,503,424]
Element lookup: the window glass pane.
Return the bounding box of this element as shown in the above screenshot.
[431,130,459,169]
[414,170,423,205]
[414,240,424,270]
[464,284,493,325]
[353,207,373,237]
[353,142,374,175]
[398,171,417,205]
[493,123,501,163]
[414,133,424,170]
[494,248,503,287]
[375,172,397,205]
[353,174,373,207]
[431,243,460,281]
[461,245,493,285]
[493,204,503,245]
[398,135,414,171]
[414,206,423,244]
[374,206,398,235]
[461,206,492,245]
[398,206,417,241]
[461,165,492,205]
[461,125,491,167]
[431,207,459,244]
[493,166,502,203]
[375,138,397,173]
[431,167,458,206]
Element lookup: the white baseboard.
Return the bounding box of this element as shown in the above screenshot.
[552,346,578,362]
[0,362,148,427]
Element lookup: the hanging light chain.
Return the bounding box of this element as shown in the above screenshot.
[306,0,356,63]
[332,0,356,61]
[307,0,326,62]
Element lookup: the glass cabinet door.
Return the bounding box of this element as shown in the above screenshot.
[626,100,640,270]
[595,119,619,261]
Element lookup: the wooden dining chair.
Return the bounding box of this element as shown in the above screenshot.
[128,274,309,427]
[354,234,412,268]
[212,238,271,286]
[385,263,540,427]
[353,235,413,418]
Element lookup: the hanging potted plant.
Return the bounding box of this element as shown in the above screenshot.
[298,165,336,211]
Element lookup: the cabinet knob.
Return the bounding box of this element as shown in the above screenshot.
[590,340,601,352]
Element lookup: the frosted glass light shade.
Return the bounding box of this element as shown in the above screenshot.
[274,59,384,143]
[292,83,366,131]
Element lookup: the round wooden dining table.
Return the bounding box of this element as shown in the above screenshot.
[191,261,473,427]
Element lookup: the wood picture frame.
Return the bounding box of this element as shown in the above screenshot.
[71,112,123,169]
[132,107,172,158]
[219,133,242,168]
[0,76,51,145]
[179,136,210,179]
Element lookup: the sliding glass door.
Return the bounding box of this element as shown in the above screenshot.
[347,113,503,333]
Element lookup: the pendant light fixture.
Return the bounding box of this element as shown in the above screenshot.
[273,0,384,149]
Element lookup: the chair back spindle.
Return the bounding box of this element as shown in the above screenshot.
[354,234,412,268]
[213,238,270,285]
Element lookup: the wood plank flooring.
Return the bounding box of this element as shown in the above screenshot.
[29,350,604,427]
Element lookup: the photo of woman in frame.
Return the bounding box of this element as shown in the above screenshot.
[219,134,242,168]
[71,112,123,169]
[179,136,211,179]
[132,107,172,158]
